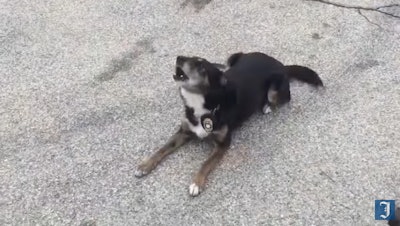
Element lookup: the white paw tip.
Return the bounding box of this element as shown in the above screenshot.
[263,106,272,114]
[134,169,147,178]
[189,183,201,196]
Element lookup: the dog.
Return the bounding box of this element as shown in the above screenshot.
[135,52,323,196]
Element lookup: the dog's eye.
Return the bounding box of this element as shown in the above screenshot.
[174,67,188,81]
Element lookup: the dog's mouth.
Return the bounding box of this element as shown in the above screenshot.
[173,67,188,81]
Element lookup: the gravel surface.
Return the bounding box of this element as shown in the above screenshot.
[1,0,399,225]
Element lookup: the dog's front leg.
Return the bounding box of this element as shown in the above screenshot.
[135,123,193,178]
[189,126,231,197]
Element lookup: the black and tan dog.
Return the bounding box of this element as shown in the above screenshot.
[135,52,323,196]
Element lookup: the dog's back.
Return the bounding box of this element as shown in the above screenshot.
[221,52,287,128]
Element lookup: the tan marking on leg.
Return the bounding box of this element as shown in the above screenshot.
[212,125,228,144]
[189,129,230,196]
[135,122,193,177]
[268,89,279,105]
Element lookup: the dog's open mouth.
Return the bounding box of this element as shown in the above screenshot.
[174,67,188,81]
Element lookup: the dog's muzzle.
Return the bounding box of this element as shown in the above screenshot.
[176,56,190,67]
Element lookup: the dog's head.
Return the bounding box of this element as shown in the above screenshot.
[174,56,227,90]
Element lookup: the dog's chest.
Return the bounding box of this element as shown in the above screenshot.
[180,88,210,116]
[180,88,210,138]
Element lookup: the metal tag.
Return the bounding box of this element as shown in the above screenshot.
[202,118,213,133]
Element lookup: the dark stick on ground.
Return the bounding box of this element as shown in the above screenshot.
[306,0,400,19]
[357,9,385,30]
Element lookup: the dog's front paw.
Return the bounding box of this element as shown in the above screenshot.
[134,159,155,178]
[134,168,149,178]
[189,183,202,197]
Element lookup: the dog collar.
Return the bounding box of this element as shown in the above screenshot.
[202,118,213,133]
[201,105,220,133]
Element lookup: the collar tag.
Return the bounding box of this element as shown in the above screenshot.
[202,118,213,133]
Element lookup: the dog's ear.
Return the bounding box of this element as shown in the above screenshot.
[212,63,228,72]
[204,63,225,88]
[199,65,207,74]
[210,63,228,86]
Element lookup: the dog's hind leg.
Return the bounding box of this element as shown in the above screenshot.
[189,126,231,197]
[134,122,193,178]
[262,88,278,114]
[263,78,291,114]
[276,78,291,105]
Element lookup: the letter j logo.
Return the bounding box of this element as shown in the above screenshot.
[375,200,395,220]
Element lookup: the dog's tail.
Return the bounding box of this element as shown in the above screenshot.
[285,65,323,87]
